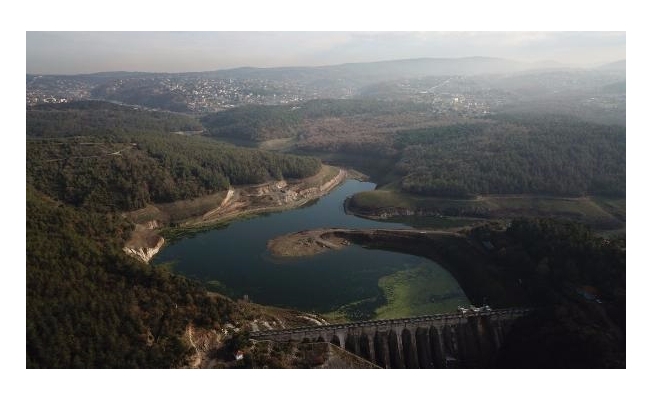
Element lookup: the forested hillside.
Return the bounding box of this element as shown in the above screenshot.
[90,79,191,112]
[200,99,430,141]
[395,115,625,197]
[25,98,626,368]
[26,101,323,367]
[26,186,237,367]
[27,100,203,137]
[200,104,303,141]
[200,98,625,198]
[27,102,321,211]
[479,219,626,367]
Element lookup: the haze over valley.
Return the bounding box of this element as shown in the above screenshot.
[26,32,626,371]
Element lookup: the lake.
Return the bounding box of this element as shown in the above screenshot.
[154,179,469,318]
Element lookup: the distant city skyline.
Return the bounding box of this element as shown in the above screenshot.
[26,32,625,75]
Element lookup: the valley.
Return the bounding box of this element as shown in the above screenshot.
[26,53,626,369]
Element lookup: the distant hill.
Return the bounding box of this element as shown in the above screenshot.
[27,101,322,211]
[27,57,626,115]
[28,57,542,87]
[596,59,626,72]
[206,57,533,84]
[602,80,626,94]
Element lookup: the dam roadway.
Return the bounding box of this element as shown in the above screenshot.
[250,308,531,368]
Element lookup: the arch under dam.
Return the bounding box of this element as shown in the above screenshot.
[250,308,530,368]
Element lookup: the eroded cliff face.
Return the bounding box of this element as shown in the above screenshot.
[123,236,165,263]
[123,220,165,263]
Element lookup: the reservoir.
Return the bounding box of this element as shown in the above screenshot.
[154,179,469,319]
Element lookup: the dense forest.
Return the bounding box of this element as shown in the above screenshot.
[395,115,625,197]
[200,98,430,141]
[470,219,626,367]
[27,100,204,137]
[201,98,625,198]
[200,104,303,141]
[27,102,321,211]
[26,186,237,367]
[26,102,323,367]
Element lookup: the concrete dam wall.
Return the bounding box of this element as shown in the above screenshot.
[250,308,530,368]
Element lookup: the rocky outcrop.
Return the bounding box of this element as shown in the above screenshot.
[123,236,165,263]
[123,220,165,263]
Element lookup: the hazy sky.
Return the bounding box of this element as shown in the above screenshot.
[26,31,625,75]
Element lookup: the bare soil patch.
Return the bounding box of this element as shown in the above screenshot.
[267,229,352,258]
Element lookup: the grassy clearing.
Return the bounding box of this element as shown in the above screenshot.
[591,196,626,222]
[258,137,297,151]
[317,164,341,186]
[157,191,227,223]
[125,191,228,225]
[350,190,418,209]
[350,190,624,229]
[374,263,469,319]
[485,196,599,215]
[375,179,403,191]
[486,196,623,228]
[126,205,167,224]
[351,190,481,211]
[290,164,341,191]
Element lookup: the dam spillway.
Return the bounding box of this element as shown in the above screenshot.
[249,308,530,368]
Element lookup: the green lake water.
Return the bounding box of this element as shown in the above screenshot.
[154,179,469,318]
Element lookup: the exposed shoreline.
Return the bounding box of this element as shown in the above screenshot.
[122,165,347,263]
[267,228,461,258]
[267,229,353,258]
[185,167,346,229]
[344,190,626,232]
[266,227,528,308]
